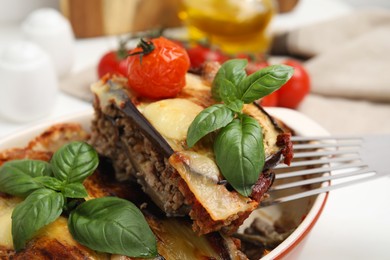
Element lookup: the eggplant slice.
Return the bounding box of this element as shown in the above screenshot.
[90,73,292,235]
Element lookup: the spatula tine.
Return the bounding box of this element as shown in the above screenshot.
[293,149,359,159]
[275,162,367,179]
[261,170,378,207]
[275,155,360,169]
[270,167,372,191]
[293,141,362,150]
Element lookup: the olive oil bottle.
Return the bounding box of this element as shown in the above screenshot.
[178,0,275,54]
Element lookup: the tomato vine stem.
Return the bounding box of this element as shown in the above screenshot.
[128,38,155,64]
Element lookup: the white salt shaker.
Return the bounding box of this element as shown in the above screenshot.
[21,8,75,78]
[0,41,58,122]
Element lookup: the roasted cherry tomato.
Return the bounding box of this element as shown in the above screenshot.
[277,60,310,109]
[127,37,190,99]
[186,44,228,71]
[97,50,128,78]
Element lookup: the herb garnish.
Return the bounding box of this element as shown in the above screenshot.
[187,59,293,196]
[68,197,157,257]
[0,141,158,258]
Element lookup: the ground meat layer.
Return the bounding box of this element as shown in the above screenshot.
[90,100,188,216]
[90,96,280,235]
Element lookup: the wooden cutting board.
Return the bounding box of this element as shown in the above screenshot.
[60,0,182,38]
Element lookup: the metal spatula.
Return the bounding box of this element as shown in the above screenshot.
[261,134,390,207]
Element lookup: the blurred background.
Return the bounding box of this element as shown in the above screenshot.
[0,0,389,132]
[0,0,389,35]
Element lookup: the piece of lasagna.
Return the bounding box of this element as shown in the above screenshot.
[90,69,292,235]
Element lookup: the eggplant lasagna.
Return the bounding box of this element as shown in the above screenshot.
[90,69,292,235]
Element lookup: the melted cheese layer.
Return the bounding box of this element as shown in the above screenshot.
[170,151,258,221]
[143,98,203,143]
[0,197,19,249]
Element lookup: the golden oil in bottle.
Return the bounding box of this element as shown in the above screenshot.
[178,0,275,54]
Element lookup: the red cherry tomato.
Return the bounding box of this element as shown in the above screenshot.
[277,60,310,109]
[258,91,278,107]
[246,60,270,75]
[186,44,228,71]
[246,60,278,106]
[127,37,190,99]
[97,50,128,78]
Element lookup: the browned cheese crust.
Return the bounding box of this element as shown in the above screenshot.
[1,122,247,260]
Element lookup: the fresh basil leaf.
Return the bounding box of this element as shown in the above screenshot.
[62,183,88,198]
[51,141,98,184]
[212,59,247,101]
[12,189,64,251]
[219,79,241,104]
[214,115,264,196]
[68,197,158,258]
[0,160,51,197]
[187,104,235,148]
[226,99,244,113]
[0,159,52,178]
[238,64,294,103]
[35,176,63,191]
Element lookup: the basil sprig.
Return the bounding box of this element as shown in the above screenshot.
[187,59,293,196]
[51,141,99,183]
[0,141,158,258]
[0,160,51,197]
[68,197,158,257]
[12,188,64,250]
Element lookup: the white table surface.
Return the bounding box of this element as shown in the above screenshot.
[1,1,390,259]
